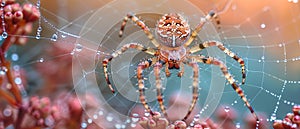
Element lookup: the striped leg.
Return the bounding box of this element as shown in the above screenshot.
[137,59,156,116]
[102,43,156,93]
[153,62,168,118]
[165,63,171,77]
[189,40,246,84]
[184,10,217,47]
[182,61,199,121]
[177,62,185,77]
[119,12,160,48]
[190,56,259,121]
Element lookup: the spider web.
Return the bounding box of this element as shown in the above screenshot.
[8,0,300,128]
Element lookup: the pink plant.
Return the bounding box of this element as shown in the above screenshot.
[273,105,300,129]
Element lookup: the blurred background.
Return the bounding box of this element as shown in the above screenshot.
[11,0,300,128]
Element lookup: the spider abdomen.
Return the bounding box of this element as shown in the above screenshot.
[156,13,190,48]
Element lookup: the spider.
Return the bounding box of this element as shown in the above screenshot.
[102,11,259,122]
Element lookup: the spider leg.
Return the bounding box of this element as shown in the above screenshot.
[119,12,160,48]
[102,43,156,93]
[177,62,185,77]
[184,10,217,47]
[182,61,199,122]
[190,55,259,122]
[165,63,171,77]
[189,40,246,84]
[153,61,168,118]
[137,58,158,116]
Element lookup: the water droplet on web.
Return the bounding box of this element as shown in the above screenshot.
[193,114,200,121]
[3,108,12,117]
[236,122,241,128]
[37,27,42,32]
[261,56,265,60]
[270,113,276,121]
[224,106,230,112]
[75,44,83,52]
[93,114,98,119]
[51,34,58,41]
[260,23,266,29]
[144,112,150,117]
[87,118,92,124]
[115,124,121,129]
[234,100,237,103]
[130,123,136,127]
[0,70,5,75]
[35,35,40,40]
[61,34,66,38]
[14,77,22,85]
[70,51,75,55]
[293,0,298,3]
[276,60,280,63]
[98,110,104,116]
[81,122,87,128]
[1,1,5,6]
[45,116,55,126]
[131,113,139,122]
[106,115,113,122]
[38,58,44,62]
[11,53,19,61]
[2,32,7,39]
[1,66,8,73]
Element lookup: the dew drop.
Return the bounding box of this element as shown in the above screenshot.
[260,23,266,29]
[45,116,55,127]
[75,43,83,52]
[193,114,200,122]
[37,27,42,32]
[70,51,75,55]
[1,66,8,73]
[130,123,136,127]
[98,110,104,116]
[38,58,44,62]
[115,124,121,129]
[236,122,241,128]
[51,34,58,41]
[3,108,12,117]
[1,1,5,6]
[144,112,150,117]
[11,53,19,61]
[224,106,230,112]
[106,115,113,122]
[0,70,5,75]
[2,32,7,39]
[270,113,276,121]
[14,77,22,85]
[234,100,237,103]
[93,114,98,119]
[131,113,139,122]
[261,56,265,60]
[35,35,40,40]
[81,122,87,128]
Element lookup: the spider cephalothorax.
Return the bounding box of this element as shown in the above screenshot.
[102,11,258,124]
[156,13,190,48]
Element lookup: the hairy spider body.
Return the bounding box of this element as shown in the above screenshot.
[102,11,257,122]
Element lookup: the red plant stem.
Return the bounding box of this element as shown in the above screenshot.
[15,105,27,129]
[0,35,23,106]
[0,88,17,106]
